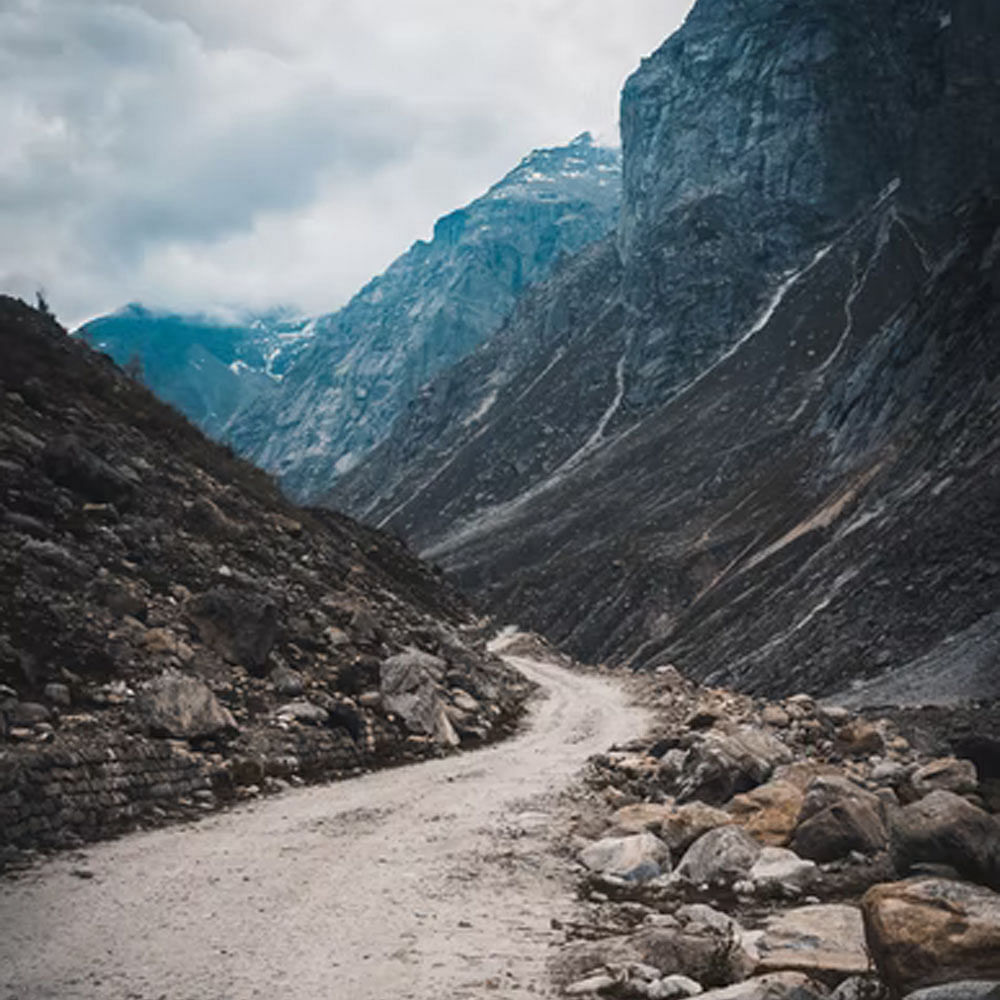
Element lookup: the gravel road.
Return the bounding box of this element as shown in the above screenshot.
[0,652,648,999]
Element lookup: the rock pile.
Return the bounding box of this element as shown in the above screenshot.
[554,665,1000,1000]
[0,298,532,867]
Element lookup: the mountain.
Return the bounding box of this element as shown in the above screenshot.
[224,133,621,498]
[0,296,529,858]
[76,304,314,439]
[329,0,1000,699]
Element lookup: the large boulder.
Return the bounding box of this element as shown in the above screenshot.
[139,671,236,740]
[904,984,1000,1000]
[757,904,869,980]
[675,825,762,887]
[748,846,819,897]
[910,758,979,798]
[889,790,1000,889]
[660,801,735,854]
[727,779,804,846]
[674,727,792,805]
[187,585,279,673]
[694,973,826,1000]
[380,649,458,746]
[792,776,888,862]
[41,434,136,506]
[862,878,1000,994]
[610,802,680,835]
[580,832,670,881]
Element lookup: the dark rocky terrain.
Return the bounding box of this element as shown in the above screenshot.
[331,0,1000,700]
[0,296,530,866]
[546,656,1000,999]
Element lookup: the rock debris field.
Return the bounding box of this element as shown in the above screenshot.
[0,652,647,999]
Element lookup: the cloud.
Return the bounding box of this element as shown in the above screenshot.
[0,0,694,326]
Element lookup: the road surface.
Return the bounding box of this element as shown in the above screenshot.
[0,652,648,999]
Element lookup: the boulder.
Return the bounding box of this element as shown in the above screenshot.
[675,825,761,887]
[611,802,679,835]
[837,721,885,757]
[889,790,1000,889]
[139,672,236,740]
[187,585,279,673]
[727,780,804,846]
[904,983,1000,1000]
[43,682,71,707]
[648,974,704,1000]
[380,649,458,746]
[792,776,888,862]
[910,758,979,798]
[580,832,670,881]
[660,802,735,854]
[695,973,825,1000]
[41,434,136,506]
[757,904,869,980]
[748,846,819,896]
[862,878,1000,994]
[675,727,793,805]
[270,664,305,697]
[275,700,329,725]
[565,972,618,996]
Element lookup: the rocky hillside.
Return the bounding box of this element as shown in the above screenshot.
[0,297,531,865]
[546,649,1000,999]
[76,305,315,440]
[222,133,621,499]
[331,0,1000,699]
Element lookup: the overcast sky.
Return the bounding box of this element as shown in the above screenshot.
[1,0,694,328]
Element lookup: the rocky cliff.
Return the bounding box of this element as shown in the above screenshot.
[0,297,530,863]
[330,0,1000,698]
[222,133,621,499]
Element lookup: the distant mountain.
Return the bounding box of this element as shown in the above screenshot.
[330,0,1000,699]
[224,133,621,498]
[77,305,314,439]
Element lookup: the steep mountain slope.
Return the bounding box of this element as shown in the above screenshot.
[331,0,1000,698]
[225,134,621,499]
[0,297,529,858]
[77,305,314,438]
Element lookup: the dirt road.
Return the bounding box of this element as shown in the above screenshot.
[0,653,648,999]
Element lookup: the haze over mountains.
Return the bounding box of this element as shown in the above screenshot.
[79,0,998,703]
[78,134,621,498]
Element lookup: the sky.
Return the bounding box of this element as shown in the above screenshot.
[0,0,695,328]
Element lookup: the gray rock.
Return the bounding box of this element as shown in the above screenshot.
[748,846,818,896]
[13,701,50,725]
[648,975,704,1000]
[756,903,869,978]
[270,664,305,697]
[693,973,825,1000]
[275,700,329,725]
[43,682,71,707]
[904,983,1000,1000]
[674,727,793,805]
[139,672,237,740]
[675,825,761,887]
[792,776,888,862]
[187,585,278,673]
[889,790,1000,889]
[380,648,458,746]
[580,833,670,881]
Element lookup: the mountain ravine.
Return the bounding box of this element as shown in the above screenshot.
[330,0,1000,700]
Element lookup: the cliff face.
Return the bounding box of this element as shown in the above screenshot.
[331,0,1000,698]
[224,134,621,500]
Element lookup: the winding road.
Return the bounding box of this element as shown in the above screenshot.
[0,652,648,1000]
